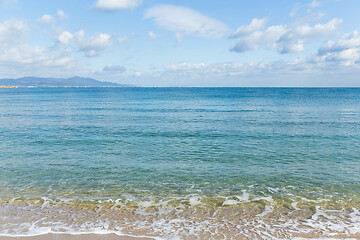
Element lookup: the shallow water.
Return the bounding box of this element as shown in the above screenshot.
[0,87,360,239]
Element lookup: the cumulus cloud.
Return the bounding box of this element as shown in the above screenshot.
[145,5,231,39]
[230,18,342,54]
[318,30,360,54]
[315,30,360,66]
[57,30,113,57]
[0,19,76,77]
[0,45,72,67]
[148,53,359,86]
[38,14,55,24]
[79,33,113,57]
[154,26,360,86]
[231,25,287,52]
[57,31,74,45]
[230,18,267,38]
[277,18,342,53]
[139,60,316,86]
[165,62,259,78]
[94,0,142,10]
[0,19,27,47]
[38,10,67,24]
[57,10,66,20]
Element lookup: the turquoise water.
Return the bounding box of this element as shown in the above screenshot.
[1,88,360,238]
[1,87,360,199]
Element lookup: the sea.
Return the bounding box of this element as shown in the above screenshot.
[0,87,359,239]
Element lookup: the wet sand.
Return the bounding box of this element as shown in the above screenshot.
[0,234,154,240]
[1,197,360,239]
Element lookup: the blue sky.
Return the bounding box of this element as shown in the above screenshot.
[0,0,360,86]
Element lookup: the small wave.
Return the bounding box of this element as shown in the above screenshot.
[1,194,360,239]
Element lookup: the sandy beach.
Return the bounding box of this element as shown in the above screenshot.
[0,234,154,240]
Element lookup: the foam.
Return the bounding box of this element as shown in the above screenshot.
[257,204,274,217]
[292,238,358,240]
[188,196,201,206]
[0,230,163,240]
[236,190,250,202]
[222,199,238,206]
[291,201,298,210]
[1,193,360,239]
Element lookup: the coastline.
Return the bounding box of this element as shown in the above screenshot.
[0,234,154,240]
[1,232,359,240]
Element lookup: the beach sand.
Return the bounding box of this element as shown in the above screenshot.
[0,234,154,240]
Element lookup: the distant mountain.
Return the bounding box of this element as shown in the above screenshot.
[0,76,133,87]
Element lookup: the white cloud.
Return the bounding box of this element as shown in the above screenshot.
[57,30,113,57]
[0,19,27,48]
[289,18,341,39]
[102,64,126,73]
[145,5,231,39]
[134,71,142,77]
[148,31,159,39]
[277,18,342,53]
[140,61,310,86]
[57,31,73,45]
[0,45,78,78]
[79,33,113,57]
[231,18,342,54]
[165,62,263,79]
[94,0,142,10]
[57,10,66,20]
[230,18,267,38]
[309,0,320,8]
[0,19,76,78]
[230,25,287,52]
[94,64,126,78]
[315,30,360,66]
[38,14,55,24]
[38,10,67,24]
[0,45,72,66]
[167,62,206,71]
[319,30,360,53]
[143,53,360,86]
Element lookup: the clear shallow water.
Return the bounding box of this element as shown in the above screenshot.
[0,87,360,239]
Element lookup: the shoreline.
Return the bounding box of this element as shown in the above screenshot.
[1,232,360,240]
[1,196,360,239]
[0,234,154,240]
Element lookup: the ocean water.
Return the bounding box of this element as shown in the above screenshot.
[0,87,360,239]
